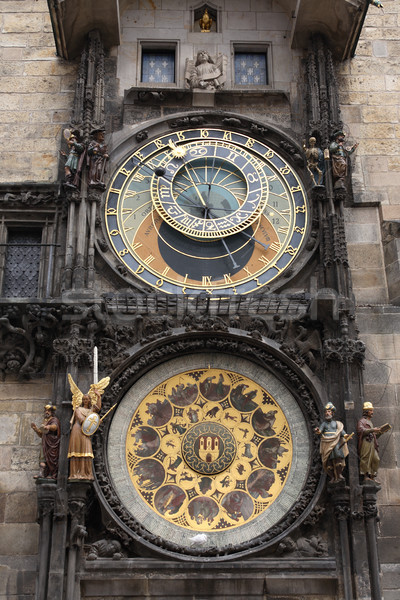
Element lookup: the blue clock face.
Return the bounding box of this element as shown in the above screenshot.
[151,140,268,239]
[105,127,309,295]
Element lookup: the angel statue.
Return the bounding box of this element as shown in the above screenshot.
[185,51,227,90]
[67,374,110,480]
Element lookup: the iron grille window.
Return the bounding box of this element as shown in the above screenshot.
[141,50,175,83]
[2,231,42,298]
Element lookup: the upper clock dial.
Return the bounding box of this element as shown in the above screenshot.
[105,127,308,295]
[151,139,269,239]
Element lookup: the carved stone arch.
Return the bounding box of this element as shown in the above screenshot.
[93,330,327,561]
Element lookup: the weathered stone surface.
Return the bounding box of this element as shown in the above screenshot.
[0,524,39,555]
[381,564,400,591]
[2,14,45,34]
[0,471,36,494]
[0,415,19,445]
[4,492,37,523]
[11,446,39,472]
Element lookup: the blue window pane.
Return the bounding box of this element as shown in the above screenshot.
[142,51,175,83]
[234,52,267,85]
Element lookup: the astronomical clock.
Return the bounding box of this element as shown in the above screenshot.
[104,125,309,295]
[96,118,321,560]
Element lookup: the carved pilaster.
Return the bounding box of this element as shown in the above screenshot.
[67,483,91,554]
[362,482,382,600]
[36,480,57,524]
[329,482,353,600]
[35,481,57,600]
[306,35,342,147]
[65,482,92,600]
[69,30,105,143]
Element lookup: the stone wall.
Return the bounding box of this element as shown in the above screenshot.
[0,0,76,184]
[338,0,400,304]
[0,379,53,599]
[338,3,400,597]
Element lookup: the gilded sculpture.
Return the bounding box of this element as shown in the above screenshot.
[67,374,110,480]
[199,8,212,32]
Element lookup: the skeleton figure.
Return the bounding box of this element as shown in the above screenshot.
[303,137,324,186]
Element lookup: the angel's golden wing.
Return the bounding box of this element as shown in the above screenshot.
[87,376,110,405]
[68,373,83,410]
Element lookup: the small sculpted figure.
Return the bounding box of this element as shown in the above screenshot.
[357,401,391,482]
[87,539,122,561]
[329,130,358,189]
[315,402,352,482]
[60,129,85,188]
[67,374,110,480]
[185,51,226,90]
[31,404,60,479]
[303,136,324,186]
[88,129,109,189]
[199,8,212,32]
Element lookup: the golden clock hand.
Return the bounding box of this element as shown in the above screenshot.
[154,167,206,212]
[180,163,207,207]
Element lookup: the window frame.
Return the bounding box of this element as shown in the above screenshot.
[231,43,272,89]
[0,215,58,300]
[138,41,179,88]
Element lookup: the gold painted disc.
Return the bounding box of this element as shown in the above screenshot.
[124,367,293,532]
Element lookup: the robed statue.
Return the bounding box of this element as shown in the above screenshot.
[67,374,110,480]
[185,51,227,90]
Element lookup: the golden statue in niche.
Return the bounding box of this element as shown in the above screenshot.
[199,8,212,32]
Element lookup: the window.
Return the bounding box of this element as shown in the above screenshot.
[234,50,268,86]
[2,230,42,298]
[141,50,175,84]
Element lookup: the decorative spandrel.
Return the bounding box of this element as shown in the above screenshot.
[125,368,293,532]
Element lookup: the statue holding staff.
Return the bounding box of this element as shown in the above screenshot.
[67,374,110,480]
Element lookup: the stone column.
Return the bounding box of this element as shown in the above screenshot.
[66,482,92,600]
[329,481,354,600]
[363,482,382,600]
[35,481,56,600]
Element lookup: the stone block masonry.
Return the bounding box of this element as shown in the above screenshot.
[0,0,76,184]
